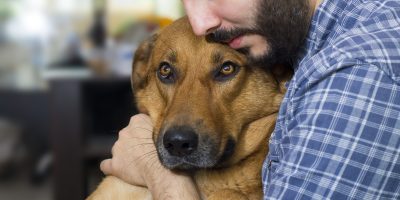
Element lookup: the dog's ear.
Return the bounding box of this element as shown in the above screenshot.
[269,65,293,93]
[131,33,158,90]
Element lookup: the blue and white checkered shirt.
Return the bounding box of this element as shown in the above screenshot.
[262,0,400,199]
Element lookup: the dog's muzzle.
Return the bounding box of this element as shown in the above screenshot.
[163,126,198,157]
[156,125,220,170]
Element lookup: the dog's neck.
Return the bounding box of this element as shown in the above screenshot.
[226,113,278,165]
[194,113,278,198]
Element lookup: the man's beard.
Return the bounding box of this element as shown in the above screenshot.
[207,0,311,69]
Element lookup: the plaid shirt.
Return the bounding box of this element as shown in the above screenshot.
[262,0,400,199]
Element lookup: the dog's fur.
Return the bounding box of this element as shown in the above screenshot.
[87,17,291,200]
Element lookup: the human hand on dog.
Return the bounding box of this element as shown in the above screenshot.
[100,114,156,187]
[100,114,201,200]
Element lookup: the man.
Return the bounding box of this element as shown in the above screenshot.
[101,0,400,199]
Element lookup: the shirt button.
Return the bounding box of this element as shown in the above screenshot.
[268,160,273,169]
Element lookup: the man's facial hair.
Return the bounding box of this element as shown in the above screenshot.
[207,0,311,69]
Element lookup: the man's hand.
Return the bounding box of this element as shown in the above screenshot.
[100,114,201,200]
[100,114,157,187]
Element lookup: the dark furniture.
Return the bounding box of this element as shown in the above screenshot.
[0,89,50,180]
[50,75,137,200]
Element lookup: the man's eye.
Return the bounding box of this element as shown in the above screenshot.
[157,62,175,84]
[214,61,240,81]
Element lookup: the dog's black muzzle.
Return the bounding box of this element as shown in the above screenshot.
[156,125,220,170]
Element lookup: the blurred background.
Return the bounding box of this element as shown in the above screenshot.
[0,0,184,199]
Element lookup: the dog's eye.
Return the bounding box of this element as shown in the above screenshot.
[214,61,239,81]
[220,64,235,75]
[157,62,175,83]
[159,64,172,77]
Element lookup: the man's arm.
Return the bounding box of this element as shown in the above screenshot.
[264,64,400,199]
[148,171,201,200]
[101,114,201,200]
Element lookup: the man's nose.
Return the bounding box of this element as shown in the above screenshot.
[183,0,221,36]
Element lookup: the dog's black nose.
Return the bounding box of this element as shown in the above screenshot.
[163,126,198,157]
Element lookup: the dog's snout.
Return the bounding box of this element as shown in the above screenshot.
[163,126,198,157]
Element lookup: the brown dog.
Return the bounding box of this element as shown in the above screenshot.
[88,17,291,200]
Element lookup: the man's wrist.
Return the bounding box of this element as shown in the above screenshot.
[147,170,201,200]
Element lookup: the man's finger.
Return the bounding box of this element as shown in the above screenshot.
[137,114,153,126]
[100,159,113,175]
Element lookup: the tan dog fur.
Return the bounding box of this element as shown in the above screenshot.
[87,17,291,200]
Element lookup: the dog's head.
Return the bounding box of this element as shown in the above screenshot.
[131,17,290,170]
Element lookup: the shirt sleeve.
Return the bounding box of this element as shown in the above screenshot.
[264,64,400,199]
